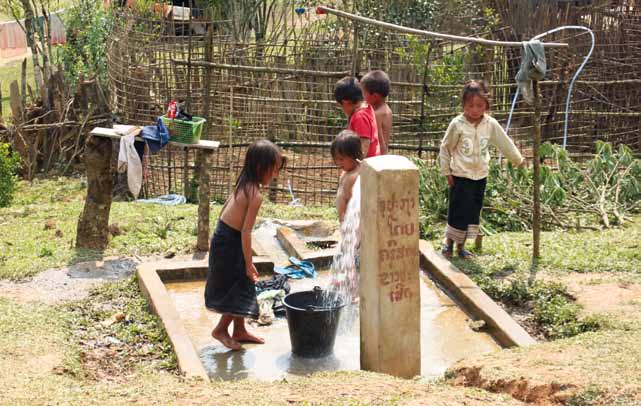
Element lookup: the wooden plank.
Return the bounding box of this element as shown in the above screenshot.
[20,59,27,109]
[90,127,220,150]
[137,263,209,380]
[418,241,536,348]
[9,80,22,121]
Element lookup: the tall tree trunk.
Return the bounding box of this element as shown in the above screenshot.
[40,3,54,66]
[20,0,44,92]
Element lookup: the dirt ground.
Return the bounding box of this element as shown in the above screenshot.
[0,267,524,406]
[447,271,641,405]
[556,272,641,320]
[0,256,140,305]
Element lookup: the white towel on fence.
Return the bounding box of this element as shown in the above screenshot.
[117,134,142,199]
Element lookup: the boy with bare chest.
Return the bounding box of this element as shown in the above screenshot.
[361,70,393,154]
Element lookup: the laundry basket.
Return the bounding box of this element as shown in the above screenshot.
[161,115,206,144]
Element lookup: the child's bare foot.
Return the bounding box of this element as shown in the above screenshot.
[232,330,265,344]
[212,329,242,350]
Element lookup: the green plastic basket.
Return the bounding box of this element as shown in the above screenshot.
[161,115,206,144]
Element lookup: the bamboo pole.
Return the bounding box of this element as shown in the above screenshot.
[228,86,234,196]
[172,59,350,77]
[392,78,641,89]
[187,0,193,111]
[316,6,569,48]
[417,45,432,158]
[350,0,360,76]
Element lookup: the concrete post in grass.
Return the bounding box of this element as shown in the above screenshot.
[359,155,421,378]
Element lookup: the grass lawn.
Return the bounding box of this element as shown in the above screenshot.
[0,56,36,121]
[0,176,337,280]
[1,176,640,405]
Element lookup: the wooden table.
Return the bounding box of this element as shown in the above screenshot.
[76,127,219,251]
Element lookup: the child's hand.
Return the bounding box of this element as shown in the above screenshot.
[517,159,527,168]
[447,175,454,187]
[246,263,259,283]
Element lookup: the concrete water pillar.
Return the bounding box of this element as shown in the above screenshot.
[359,155,421,378]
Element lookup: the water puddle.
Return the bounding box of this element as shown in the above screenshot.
[165,271,499,381]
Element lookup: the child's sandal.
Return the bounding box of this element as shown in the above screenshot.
[457,249,474,260]
[441,244,453,259]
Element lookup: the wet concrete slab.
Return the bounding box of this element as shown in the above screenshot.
[165,271,500,381]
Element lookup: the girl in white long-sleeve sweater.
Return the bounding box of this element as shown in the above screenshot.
[439,80,525,259]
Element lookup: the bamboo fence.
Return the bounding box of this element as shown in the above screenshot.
[107,1,641,205]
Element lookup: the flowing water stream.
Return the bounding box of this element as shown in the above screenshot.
[324,177,361,308]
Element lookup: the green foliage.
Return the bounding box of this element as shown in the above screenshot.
[58,0,114,87]
[0,143,20,208]
[539,141,641,227]
[356,0,440,32]
[413,157,448,238]
[413,142,641,238]
[0,0,24,20]
[467,269,605,339]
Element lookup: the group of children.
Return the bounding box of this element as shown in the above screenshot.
[205,74,524,350]
[332,70,393,220]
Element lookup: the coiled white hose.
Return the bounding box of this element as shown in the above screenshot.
[506,26,595,149]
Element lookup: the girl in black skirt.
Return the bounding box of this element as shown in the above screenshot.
[439,80,525,259]
[205,139,286,350]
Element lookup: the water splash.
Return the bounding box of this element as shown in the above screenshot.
[324,176,361,306]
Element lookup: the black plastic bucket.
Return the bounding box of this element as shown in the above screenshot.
[284,286,346,358]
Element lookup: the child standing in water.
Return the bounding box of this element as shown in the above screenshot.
[439,80,525,259]
[331,130,362,223]
[361,70,393,154]
[205,139,285,350]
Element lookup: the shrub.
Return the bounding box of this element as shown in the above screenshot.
[0,143,20,208]
[58,1,114,88]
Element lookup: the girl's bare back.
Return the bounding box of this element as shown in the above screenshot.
[220,185,261,231]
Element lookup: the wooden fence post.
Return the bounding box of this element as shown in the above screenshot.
[76,136,113,250]
[196,150,212,251]
[532,80,542,264]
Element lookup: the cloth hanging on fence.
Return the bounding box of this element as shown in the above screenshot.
[274,257,317,280]
[515,40,547,105]
[117,134,143,199]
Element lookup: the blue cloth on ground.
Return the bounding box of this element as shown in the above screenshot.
[136,194,186,205]
[274,256,317,279]
[141,117,170,153]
